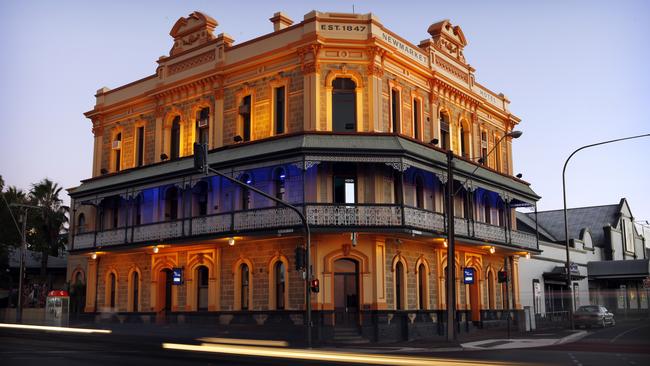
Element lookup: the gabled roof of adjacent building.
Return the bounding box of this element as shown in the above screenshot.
[517,198,628,248]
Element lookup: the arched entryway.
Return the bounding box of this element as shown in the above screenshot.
[467,267,481,322]
[158,269,173,313]
[334,258,359,326]
[196,265,209,311]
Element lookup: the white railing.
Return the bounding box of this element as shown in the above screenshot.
[74,232,95,249]
[510,230,538,249]
[96,228,126,246]
[133,220,184,243]
[307,205,402,226]
[192,214,231,236]
[234,207,302,231]
[454,217,469,236]
[404,207,445,232]
[474,221,506,243]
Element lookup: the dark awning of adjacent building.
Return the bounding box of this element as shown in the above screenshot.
[588,259,650,279]
[543,265,585,284]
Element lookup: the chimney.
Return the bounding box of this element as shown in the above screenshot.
[270,12,293,32]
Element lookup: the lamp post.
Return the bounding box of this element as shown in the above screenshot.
[562,133,650,330]
[435,129,522,342]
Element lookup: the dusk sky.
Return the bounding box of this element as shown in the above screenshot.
[1,0,648,236]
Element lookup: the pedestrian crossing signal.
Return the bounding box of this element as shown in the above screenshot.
[498,270,508,283]
[310,279,320,293]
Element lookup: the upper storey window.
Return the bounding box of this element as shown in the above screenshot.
[135,126,145,167]
[391,89,401,134]
[112,132,122,172]
[196,107,210,146]
[439,112,450,151]
[274,86,286,135]
[170,116,181,160]
[333,163,356,204]
[460,123,470,158]
[239,96,252,142]
[480,131,488,165]
[413,98,421,141]
[332,78,356,133]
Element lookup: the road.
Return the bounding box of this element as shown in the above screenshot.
[0,320,648,366]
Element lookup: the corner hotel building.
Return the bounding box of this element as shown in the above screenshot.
[68,10,541,342]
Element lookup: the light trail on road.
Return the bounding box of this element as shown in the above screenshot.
[0,323,112,334]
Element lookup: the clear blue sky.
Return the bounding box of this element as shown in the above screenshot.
[1,0,648,231]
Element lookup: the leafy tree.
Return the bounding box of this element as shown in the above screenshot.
[29,179,69,276]
[0,178,28,275]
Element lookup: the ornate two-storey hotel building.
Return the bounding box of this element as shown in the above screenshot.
[68,11,540,342]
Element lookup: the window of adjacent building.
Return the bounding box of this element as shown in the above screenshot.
[197,266,209,311]
[391,89,401,134]
[240,263,250,311]
[164,187,179,220]
[418,263,427,310]
[136,126,145,167]
[625,220,635,253]
[240,174,252,210]
[240,95,252,142]
[170,116,181,160]
[332,78,357,132]
[395,261,405,310]
[415,175,424,209]
[274,261,285,310]
[413,98,421,140]
[132,271,139,312]
[440,112,450,150]
[113,132,122,172]
[77,213,86,234]
[196,107,210,146]
[480,130,488,165]
[273,168,286,205]
[274,86,286,135]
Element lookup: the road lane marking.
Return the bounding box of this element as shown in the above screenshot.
[610,324,650,344]
[163,342,516,366]
[0,323,112,334]
[197,337,288,347]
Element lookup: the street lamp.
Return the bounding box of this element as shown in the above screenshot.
[435,129,522,342]
[562,133,650,330]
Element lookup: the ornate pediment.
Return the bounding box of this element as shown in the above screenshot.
[427,19,467,63]
[169,11,218,56]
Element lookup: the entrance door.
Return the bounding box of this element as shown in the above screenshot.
[334,258,359,326]
[469,271,480,322]
[158,269,173,312]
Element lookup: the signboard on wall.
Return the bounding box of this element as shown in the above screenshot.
[463,268,475,285]
[172,268,183,285]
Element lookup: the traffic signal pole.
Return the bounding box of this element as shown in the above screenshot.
[193,143,313,348]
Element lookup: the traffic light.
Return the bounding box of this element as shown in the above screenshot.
[193,142,208,174]
[310,278,320,293]
[295,246,305,271]
[498,270,508,283]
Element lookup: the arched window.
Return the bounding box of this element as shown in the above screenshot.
[439,112,450,150]
[196,266,209,311]
[415,175,424,209]
[164,187,179,220]
[239,95,252,142]
[460,124,469,158]
[108,272,116,308]
[170,116,181,160]
[131,271,139,312]
[418,263,427,310]
[413,98,421,140]
[273,168,286,205]
[488,270,496,309]
[274,261,285,310]
[480,130,488,165]
[494,134,502,171]
[332,78,356,132]
[240,263,250,311]
[395,261,405,310]
[113,132,122,172]
[196,107,210,145]
[240,174,252,210]
[193,181,208,216]
[390,88,401,133]
[77,213,86,234]
[75,271,84,285]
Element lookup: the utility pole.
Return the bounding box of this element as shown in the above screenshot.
[445,150,456,342]
[17,210,27,323]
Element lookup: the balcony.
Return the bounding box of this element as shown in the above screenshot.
[72,203,538,251]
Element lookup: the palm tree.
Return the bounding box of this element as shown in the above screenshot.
[0,181,28,277]
[29,179,69,276]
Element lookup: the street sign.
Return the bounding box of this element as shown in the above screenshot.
[463,268,475,284]
[172,268,183,285]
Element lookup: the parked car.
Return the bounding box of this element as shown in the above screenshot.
[573,305,615,328]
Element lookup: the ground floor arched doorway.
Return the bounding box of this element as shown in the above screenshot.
[158,269,173,313]
[334,258,359,326]
[468,268,481,322]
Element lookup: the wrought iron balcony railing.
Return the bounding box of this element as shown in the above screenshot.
[72,203,537,251]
